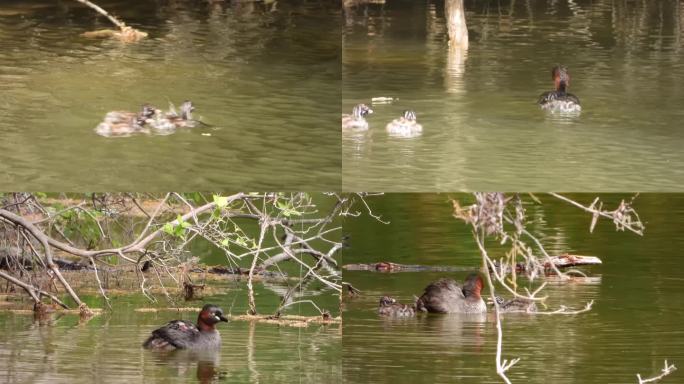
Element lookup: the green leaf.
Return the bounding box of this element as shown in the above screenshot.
[163,223,175,236]
[213,195,229,209]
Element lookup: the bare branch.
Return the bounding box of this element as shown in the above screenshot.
[474,229,517,384]
[549,193,644,236]
[247,213,269,315]
[89,256,111,310]
[0,270,68,309]
[637,360,677,384]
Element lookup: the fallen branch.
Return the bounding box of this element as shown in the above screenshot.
[74,0,148,42]
[0,270,68,309]
[533,300,594,315]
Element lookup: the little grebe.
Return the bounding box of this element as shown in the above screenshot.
[378,296,415,317]
[148,100,198,132]
[385,110,423,137]
[95,104,155,137]
[538,65,581,113]
[342,103,373,130]
[143,304,228,350]
[415,273,487,314]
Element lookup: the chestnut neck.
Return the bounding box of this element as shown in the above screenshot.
[554,76,568,93]
[197,312,217,332]
[462,274,483,300]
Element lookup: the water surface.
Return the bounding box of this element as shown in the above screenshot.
[343,1,684,191]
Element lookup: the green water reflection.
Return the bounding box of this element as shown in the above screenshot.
[343,1,684,191]
[342,193,684,383]
[0,0,340,190]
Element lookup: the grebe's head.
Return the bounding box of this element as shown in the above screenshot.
[462,273,484,299]
[402,110,417,122]
[180,100,195,120]
[198,304,228,329]
[141,104,156,119]
[379,296,396,306]
[135,104,156,125]
[486,295,505,306]
[352,103,373,118]
[551,65,570,91]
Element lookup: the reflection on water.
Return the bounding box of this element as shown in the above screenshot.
[148,349,222,384]
[0,0,340,190]
[342,193,684,383]
[343,1,684,191]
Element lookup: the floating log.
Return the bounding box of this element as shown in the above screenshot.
[493,254,602,273]
[343,254,602,273]
[343,262,467,272]
[207,265,286,278]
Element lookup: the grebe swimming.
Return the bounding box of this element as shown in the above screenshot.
[342,103,373,130]
[538,65,581,113]
[385,110,423,137]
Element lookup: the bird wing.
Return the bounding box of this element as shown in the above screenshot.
[149,320,199,349]
[415,278,465,313]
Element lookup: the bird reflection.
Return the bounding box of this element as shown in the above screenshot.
[150,349,224,384]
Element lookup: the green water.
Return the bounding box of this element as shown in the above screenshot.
[342,193,684,383]
[0,0,340,190]
[342,1,684,191]
[0,280,341,383]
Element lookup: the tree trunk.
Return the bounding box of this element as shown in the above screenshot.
[445,0,469,49]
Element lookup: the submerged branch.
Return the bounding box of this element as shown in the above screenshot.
[637,360,677,384]
[533,300,594,315]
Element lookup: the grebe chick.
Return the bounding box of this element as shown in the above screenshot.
[385,110,423,137]
[342,103,373,130]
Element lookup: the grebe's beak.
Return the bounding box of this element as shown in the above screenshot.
[218,314,228,322]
